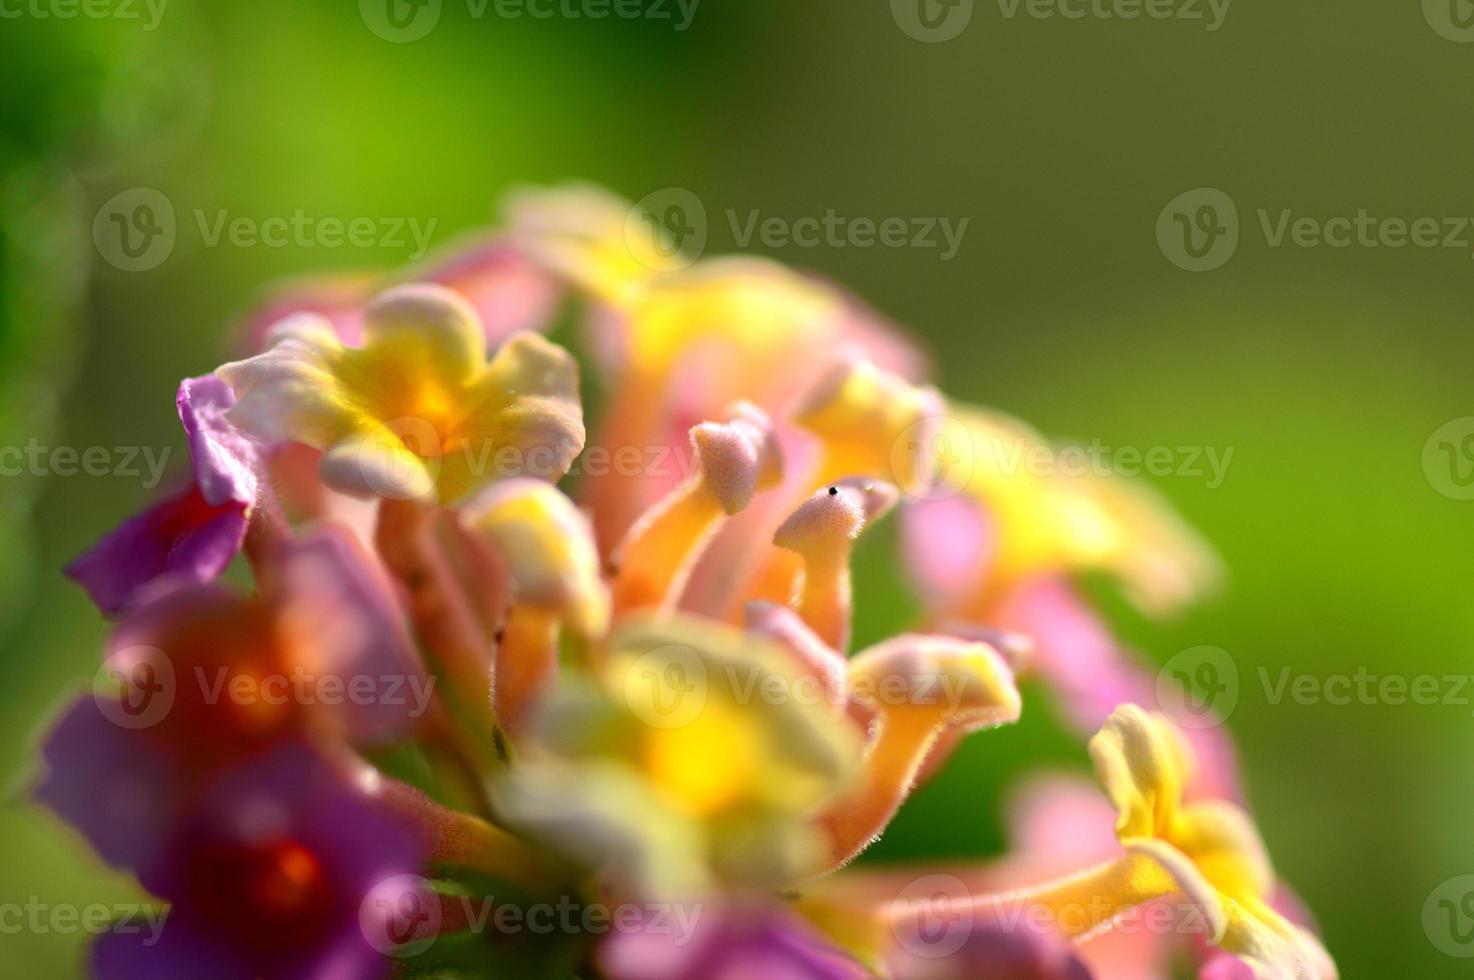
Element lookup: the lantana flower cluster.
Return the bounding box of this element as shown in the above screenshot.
[36,185,1336,979]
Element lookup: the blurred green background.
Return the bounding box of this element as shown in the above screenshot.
[2,1,1470,976]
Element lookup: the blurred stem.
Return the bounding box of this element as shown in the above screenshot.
[376,497,499,739]
[375,773,566,889]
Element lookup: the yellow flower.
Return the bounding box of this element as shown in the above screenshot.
[464,479,610,738]
[919,405,1219,617]
[987,705,1337,979]
[501,614,864,896]
[218,283,584,504]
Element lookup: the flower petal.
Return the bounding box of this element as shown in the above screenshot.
[64,486,249,616]
[177,374,259,508]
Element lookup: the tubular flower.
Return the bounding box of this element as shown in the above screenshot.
[901,406,1219,621]
[501,615,865,897]
[37,183,1337,980]
[898,405,1241,801]
[507,184,926,551]
[218,283,584,503]
[874,706,1335,980]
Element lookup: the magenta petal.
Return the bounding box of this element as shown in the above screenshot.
[65,486,248,616]
[33,697,183,881]
[993,577,1152,733]
[132,743,417,980]
[94,921,254,980]
[889,910,1093,980]
[273,528,428,741]
[1199,953,1257,980]
[177,374,259,508]
[424,237,563,347]
[900,492,995,610]
[993,578,1243,804]
[600,905,868,980]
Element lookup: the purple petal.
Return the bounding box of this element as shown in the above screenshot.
[33,697,183,881]
[600,905,869,980]
[889,909,1094,980]
[134,743,420,980]
[94,919,254,980]
[65,486,248,616]
[177,374,259,508]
